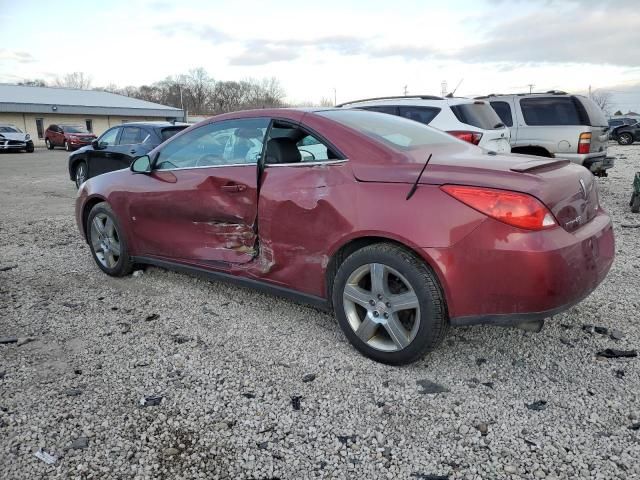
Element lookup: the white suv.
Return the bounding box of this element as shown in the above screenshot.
[337,95,511,153]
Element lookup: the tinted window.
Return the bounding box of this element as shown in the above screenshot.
[520,97,587,126]
[160,126,187,141]
[398,106,441,125]
[609,119,623,127]
[450,102,504,129]
[62,125,88,133]
[576,96,607,126]
[489,101,513,127]
[0,126,20,133]
[119,127,144,145]
[317,110,457,150]
[156,118,269,170]
[99,128,120,146]
[361,105,399,115]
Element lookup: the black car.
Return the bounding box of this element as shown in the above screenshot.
[611,122,640,146]
[68,122,189,188]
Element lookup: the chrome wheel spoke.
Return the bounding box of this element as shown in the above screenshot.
[390,291,419,312]
[355,314,379,342]
[383,313,410,349]
[343,284,372,309]
[370,263,387,296]
[109,240,121,256]
[92,217,105,236]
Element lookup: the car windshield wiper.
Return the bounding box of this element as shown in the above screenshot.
[406,153,432,201]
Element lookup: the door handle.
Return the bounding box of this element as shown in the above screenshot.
[222,184,247,193]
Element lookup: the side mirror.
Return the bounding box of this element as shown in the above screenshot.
[131,155,152,174]
[91,139,100,149]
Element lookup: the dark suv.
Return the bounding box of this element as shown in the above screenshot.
[611,122,640,145]
[68,122,188,187]
[45,124,96,151]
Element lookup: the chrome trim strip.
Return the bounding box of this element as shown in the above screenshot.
[266,159,348,168]
[154,162,257,172]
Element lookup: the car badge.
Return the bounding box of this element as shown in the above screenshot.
[579,179,587,199]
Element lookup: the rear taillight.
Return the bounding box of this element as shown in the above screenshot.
[441,185,557,231]
[447,130,483,145]
[578,132,591,154]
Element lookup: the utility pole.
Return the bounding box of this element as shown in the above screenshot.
[403,85,408,96]
[527,84,535,94]
[333,87,337,106]
[441,81,448,97]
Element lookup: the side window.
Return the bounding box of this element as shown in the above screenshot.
[398,106,441,125]
[99,128,120,146]
[266,122,341,164]
[119,127,143,145]
[361,105,399,116]
[155,118,269,170]
[35,119,44,139]
[489,101,513,127]
[519,97,586,126]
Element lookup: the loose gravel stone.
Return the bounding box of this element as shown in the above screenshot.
[1,146,639,479]
[70,437,89,450]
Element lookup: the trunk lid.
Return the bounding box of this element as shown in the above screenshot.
[352,142,599,232]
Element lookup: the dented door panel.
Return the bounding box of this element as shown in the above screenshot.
[127,166,258,264]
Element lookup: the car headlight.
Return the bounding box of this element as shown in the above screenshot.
[25,134,30,140]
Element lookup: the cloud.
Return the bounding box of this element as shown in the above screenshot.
[0,49,36,64]
[156,22,229,43]
[454,10,640,66]
[229,44,299,66]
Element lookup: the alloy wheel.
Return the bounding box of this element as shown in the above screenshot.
[75,163,87,188]
[342,263,420,352]
[619,133,633,145]
[90,213,121,269]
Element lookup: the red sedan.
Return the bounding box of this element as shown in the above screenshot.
[75,108,614,364]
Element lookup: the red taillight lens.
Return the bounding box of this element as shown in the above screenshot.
[441,185,557,230]
[447,130,483,145]
[578,132,591,154]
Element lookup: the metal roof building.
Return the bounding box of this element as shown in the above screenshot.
[0,84,184,147]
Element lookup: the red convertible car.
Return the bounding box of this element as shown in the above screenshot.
[75,108,614,364]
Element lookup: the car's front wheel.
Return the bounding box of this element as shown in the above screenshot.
[74,161,88,188]
[332,243,448,365]
[45,138,53,150]
[617,133,634,145]
[87,202,133,277]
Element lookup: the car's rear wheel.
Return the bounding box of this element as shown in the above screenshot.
[64,140,71,151]
[87,202,133,277]
[74,161,88,188]
[618,133,633,145]
[332,243,448,365]
[26,143,34,153]
[45,138,53,150]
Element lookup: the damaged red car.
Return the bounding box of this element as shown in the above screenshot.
[75,108,614,364]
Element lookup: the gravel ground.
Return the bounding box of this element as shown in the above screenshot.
[1,146,639,480]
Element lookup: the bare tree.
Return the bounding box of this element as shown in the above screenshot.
[54,72,92,89]
[184,68,215,114]
[591,90,612,115]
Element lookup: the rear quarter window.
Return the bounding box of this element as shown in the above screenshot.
[450,103,504,130]
[160,127,188,141]
[398,106,441,125]
[489,101,513,127]
[519,97,589,126]
[360,105,399,115]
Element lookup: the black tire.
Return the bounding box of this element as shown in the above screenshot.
[86,202,133,277]
[632,194,640,214]
[74,161,88,189]
[45,138,54,150]
[64,140,71,152]
[617,133,633,145]
[332,243,448,365]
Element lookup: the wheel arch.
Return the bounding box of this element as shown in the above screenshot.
[324,234,449,314]
[81,195,107,242]
[69,154,87,180]
[511,145,554,158]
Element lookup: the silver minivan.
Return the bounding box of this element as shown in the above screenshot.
[479,92,614,176]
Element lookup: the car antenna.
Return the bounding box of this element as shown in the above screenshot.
[406,153,433,200]
[446,78,464,98]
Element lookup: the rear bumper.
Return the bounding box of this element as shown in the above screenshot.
[424,210,615,326]
[557,153,614,173]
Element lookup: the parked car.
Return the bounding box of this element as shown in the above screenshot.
[45,124,96,151]
[0,124,34,153]
[68,122,188,188]
[75,108,614,365]
[479,91,614,176]
[338,95,511,153]
[608,117,638,129]
[610,122,640,145]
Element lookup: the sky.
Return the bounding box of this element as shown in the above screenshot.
[1,0,639,112]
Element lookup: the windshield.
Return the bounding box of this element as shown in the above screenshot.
[160,126,188,141]
[318,109,458,150]
[0,126,21,133]
[62,125,88,133]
